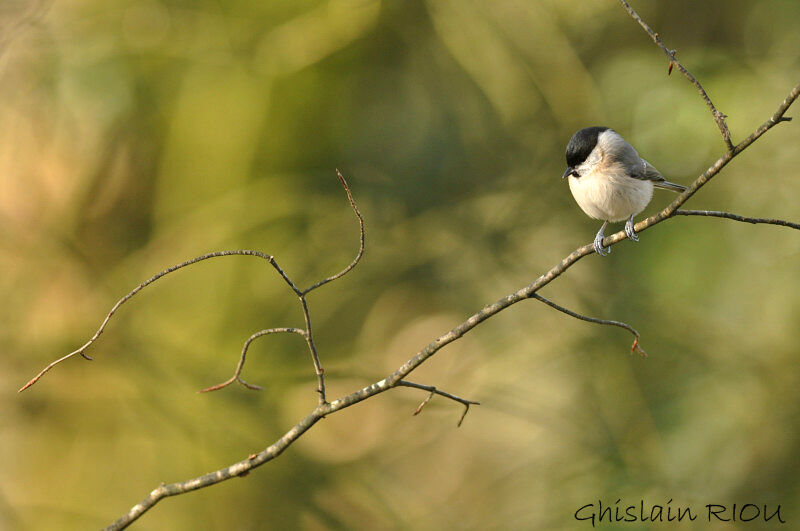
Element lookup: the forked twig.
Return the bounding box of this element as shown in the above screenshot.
[20,171,365,399]
[398,380,480,427]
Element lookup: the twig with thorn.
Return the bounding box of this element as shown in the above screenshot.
[619,0,734,151]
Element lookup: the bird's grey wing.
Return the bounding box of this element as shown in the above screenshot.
[621,155,665,181]
[605,138,655,181]
[640,159,687,192]
[639,159,665,181]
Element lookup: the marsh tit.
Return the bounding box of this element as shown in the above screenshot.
[563,126,687,256]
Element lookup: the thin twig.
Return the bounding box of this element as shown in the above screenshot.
[297,170,366,404]
[19,250,296,392]
[529,293,646,357]
[397,380,480,427]
[300,296,326,404]
[618,0,734,150]
[198,328,307,393]
[301,170,365,294]
[675,210,800,230]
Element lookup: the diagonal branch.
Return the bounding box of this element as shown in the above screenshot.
[529,293,646,357]
[618,0,735,150]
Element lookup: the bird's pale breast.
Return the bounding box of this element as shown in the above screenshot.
[568,170,654,222]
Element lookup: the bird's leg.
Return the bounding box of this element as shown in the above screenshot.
[625,215,639,242]
[593,220,611,256]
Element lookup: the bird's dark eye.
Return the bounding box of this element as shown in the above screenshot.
[572,170,580,177]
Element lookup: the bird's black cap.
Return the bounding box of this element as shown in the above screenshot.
[565,126,609,168]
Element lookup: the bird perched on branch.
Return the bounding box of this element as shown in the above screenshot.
[563,126,686,256]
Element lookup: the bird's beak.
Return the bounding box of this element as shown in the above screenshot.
[562,167,574,179]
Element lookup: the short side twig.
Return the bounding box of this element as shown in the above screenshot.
[397,380,480,427]
[529,293,647,357]
[675,210,800,230]
[618,0,734,150]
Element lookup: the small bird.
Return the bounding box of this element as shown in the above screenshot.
[563,126,687,256]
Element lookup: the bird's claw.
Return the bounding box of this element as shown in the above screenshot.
[593,234,611,256]
[625,218,639,242]
[593,221,611,256]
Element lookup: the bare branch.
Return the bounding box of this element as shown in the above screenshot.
[397,380,480,427]
[20,172,366,398]
[675,210,800,230]
[618,0,735,150]
[198,327,307,393]
[21,3,795,528]
[529,293,646,357]
[102,76,800,531]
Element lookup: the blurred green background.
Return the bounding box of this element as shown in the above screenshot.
[2,0,800,529]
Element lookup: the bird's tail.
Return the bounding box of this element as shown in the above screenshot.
[654,180,687,193]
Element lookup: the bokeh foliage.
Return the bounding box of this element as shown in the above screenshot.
[2,0,799,528]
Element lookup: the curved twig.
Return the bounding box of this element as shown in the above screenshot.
[301,170,365,294]
[18,250,296,392]
[198,327,307,393]
[529,293,646,357]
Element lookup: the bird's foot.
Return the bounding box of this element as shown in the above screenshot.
[593,226,611,256]
[625,216,639,242]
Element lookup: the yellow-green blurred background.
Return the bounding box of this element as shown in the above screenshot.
[3,0,800,528]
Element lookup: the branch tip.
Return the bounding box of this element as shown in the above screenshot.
[18,377,38,393]
[631,338,647,358]
[457,404,471,428]
[413,391,435,415]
